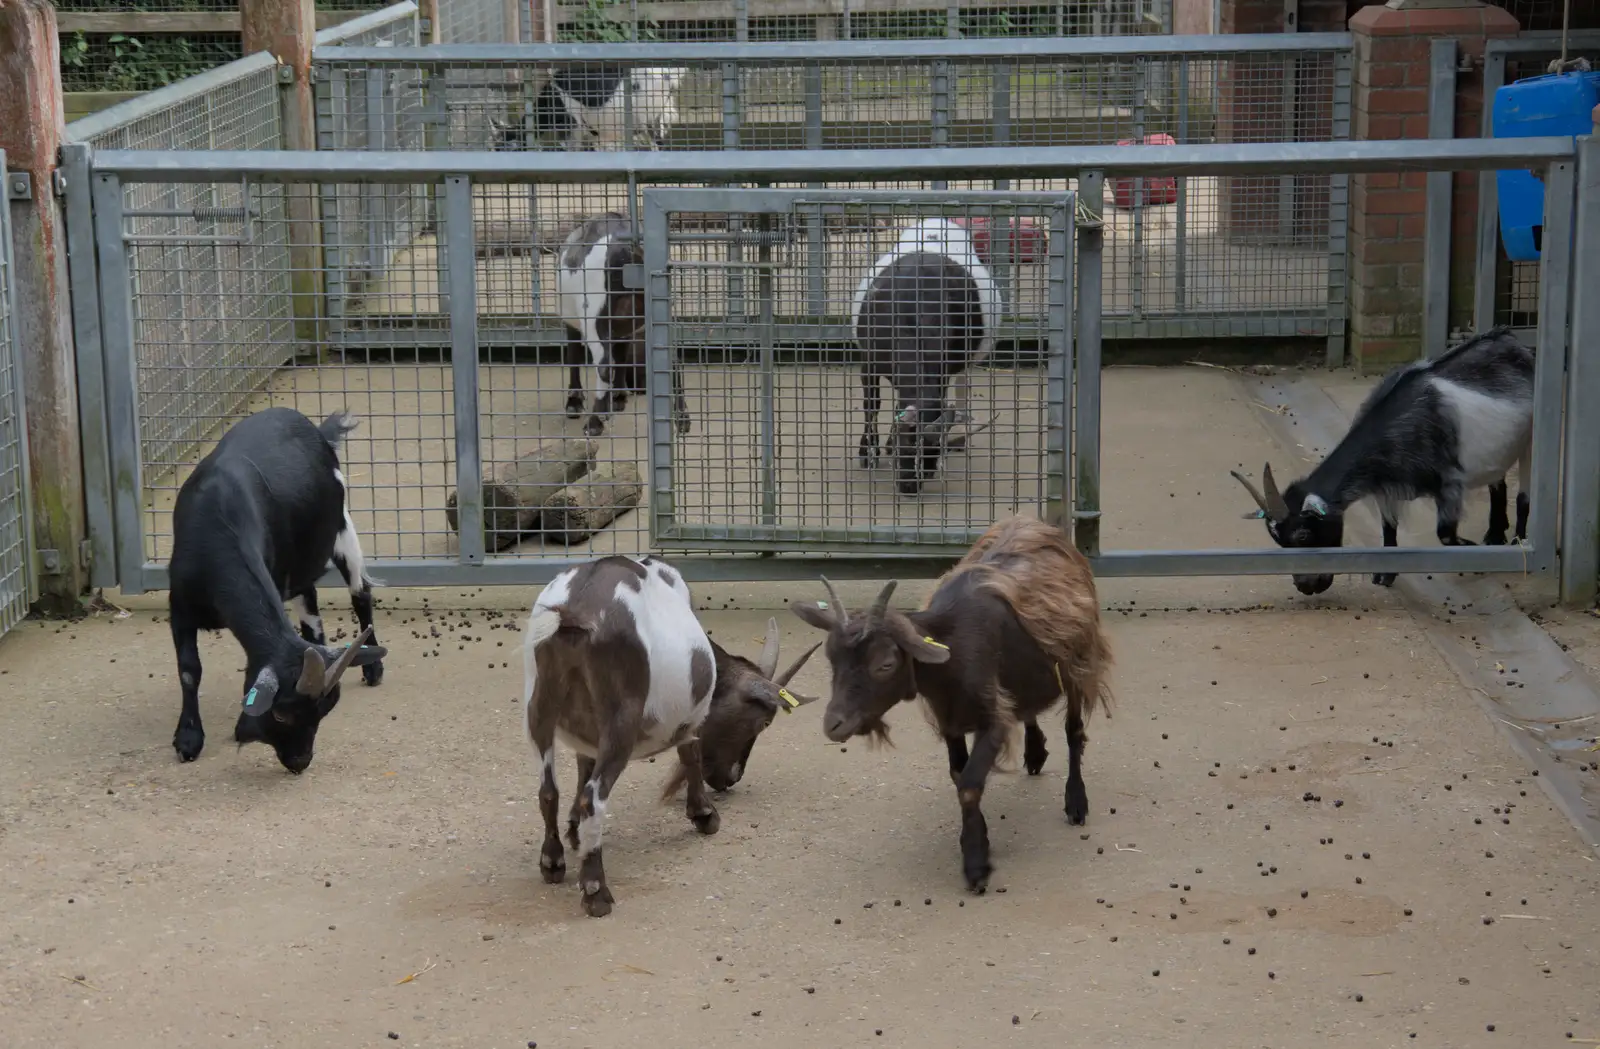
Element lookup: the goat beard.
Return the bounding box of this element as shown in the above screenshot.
[857,719,895,750]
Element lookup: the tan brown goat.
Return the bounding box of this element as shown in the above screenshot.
[791,515,1112,892]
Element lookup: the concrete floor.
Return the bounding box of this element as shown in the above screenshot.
[4,364,1599,1048]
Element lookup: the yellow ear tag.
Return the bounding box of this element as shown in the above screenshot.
[777,688,800,712]
[921,636,949,650]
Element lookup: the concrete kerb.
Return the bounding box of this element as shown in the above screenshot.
[1248,372,1600,856]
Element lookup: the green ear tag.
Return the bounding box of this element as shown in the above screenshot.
[243,687,262,712]
[778,688,800,712]
[921,636,949,650]
[816,600,829,610]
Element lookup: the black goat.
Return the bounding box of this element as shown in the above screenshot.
[1233,326,1534,596]
[168,407,388,773]
[850,218,999,495]
[791,516,1112,893]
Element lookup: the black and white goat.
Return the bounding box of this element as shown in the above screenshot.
[167,407,388,773]
[791,515,1113,893]
[1233,326,1534,596]
[556,213,689,436]
[522,554,817,917]
[851,217,1001,494]
[492,65,686,152]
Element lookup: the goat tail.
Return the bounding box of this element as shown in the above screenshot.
[659,759,693,802]
[319,410,361,449]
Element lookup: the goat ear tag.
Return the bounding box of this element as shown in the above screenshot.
[815,600,829,610]
[921,636,949,650]
[777,688,800,712]
[1243,509,1267,520]
[241,686,272,716]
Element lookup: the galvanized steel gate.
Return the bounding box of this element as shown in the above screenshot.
[0,150,36,638]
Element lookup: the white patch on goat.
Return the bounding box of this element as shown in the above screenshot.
[555,67,685,151]
[557,236,619,408]
[576,783,608,859]
[289,594,324,641]
[330,469,373,593]
[612,569,715,755]
[1429,377,1533,488]
[523,570,577,750]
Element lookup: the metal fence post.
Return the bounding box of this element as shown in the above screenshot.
[59,143,115,589]
[0,148,37,631]
[1474,44,1507,333]
[1130,59,1147,325]
[90,172,146,595]
[1529,158,1576,576]
[931,58,951,191]
[804,61,825,319]
[642,191,675,537]
[1423,38,1457,359]
[1046,196,1076,532]
[1075,171,1105,557]
[1175,57,1189,316]
[1560,132,1600,606]
[1326,48,1353,368]
[444,175,483,566]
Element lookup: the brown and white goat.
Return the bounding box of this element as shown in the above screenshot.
[523,554,817,917]
[791,516,1112,893]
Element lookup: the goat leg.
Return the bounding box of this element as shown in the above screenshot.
[671,363,691,436]
[291,589,326,644]
[1373,517,1399,588]
[331,525,383,686]
[1514,445,1531,541]
[1023,719,1050,777]
[564,335,586,419]
[859,370,882,468]
[533,740,565,883]
[566,755,595,852]
[1063,701,1089,825]
[955,720,1008,893]
[1484,478,1510,545]
[675,740,720,835]
[170,612,206,763]
[1435,481,1476,546]
[944,734,970,786]
[575,743,632,918]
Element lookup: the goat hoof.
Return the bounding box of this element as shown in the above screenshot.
[1483,531,1509,546]
[582,886,615,918]
[1064,786,1089,826]
[173,724,205,763]
[539,854,566,884]
[691,808,720,835]
[1371,573,1397,587]
[964,864,993,895]
[565,820,580,851]
[583,418,606,438]
[564,397,583,419]
[363,661,384,687]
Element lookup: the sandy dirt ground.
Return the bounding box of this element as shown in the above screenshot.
[2,367,1599,1049]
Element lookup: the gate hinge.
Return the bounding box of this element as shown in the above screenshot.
[7,171,31,201]
[37,548,62,576]
[79,539,94,569]
[277,63,296,84]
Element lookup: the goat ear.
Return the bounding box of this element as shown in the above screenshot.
[886,614,952,664]
[1302,493,1331,518]
[296,646,328,697]
[790,600,836,631]
[241,667,280,717]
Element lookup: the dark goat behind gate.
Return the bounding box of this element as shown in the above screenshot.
[792,516,1111,893]
[1233,326,1534,596]
[167,407,387,773]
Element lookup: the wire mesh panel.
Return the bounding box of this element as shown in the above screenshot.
[315,1,422,47]
[70,55,290,484]
[642,188,1072,551]
[312,39,1350,342]
[0,152,34,637]
[440,0,514,42]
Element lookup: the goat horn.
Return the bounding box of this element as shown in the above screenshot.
[1231,468,1286,520]
[867,580,898,627]
[319,625,374,696]
[1261,462,1290,519]
[820,575,849,624]
[774,640,822,686]
[757,617,781,680]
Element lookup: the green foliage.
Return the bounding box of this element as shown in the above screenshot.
[557,0,659,42]
[61,31,241,93]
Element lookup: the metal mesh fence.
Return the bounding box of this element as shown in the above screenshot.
[543,0,1167,44]
[0,153,33,636]
[440,0,515,43]
[313,42,1350,341]
[316,1,422,46]
[644,190,1071,550]
[69,55,291,483]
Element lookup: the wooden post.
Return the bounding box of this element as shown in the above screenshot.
[503,0,521,43]
[241,0,321,340]
[420,0,440,43]
[0,0,87,614]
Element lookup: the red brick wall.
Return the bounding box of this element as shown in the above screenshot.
[1347,2,1518,368]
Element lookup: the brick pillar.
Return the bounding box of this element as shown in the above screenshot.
[1348,0,1518,370]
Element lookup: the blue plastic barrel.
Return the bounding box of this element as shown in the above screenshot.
[1493,71,1600,261]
